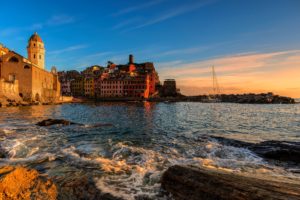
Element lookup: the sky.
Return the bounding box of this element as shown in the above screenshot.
[1,0,300,97]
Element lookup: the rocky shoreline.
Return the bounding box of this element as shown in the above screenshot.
[1,163,299,200]
[149,93,296,104]
[1,130,300,199]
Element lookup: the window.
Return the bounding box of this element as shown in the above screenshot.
[34,54,36,59]
[8,74,16,82]
[39,55,41,59]
[34,43,36,47]
[8,57,19,63]
[24,65,30,69]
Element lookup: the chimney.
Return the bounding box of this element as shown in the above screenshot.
[129,54,134,64]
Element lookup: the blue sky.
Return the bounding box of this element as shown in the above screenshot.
[1,0,300,96]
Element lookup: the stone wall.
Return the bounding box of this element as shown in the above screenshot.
[0,78,21,101]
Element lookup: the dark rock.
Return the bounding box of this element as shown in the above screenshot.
[250,140,300,163]
[161,165,300,200]
[0,149,6,158]
[36,119,82,127]
[211,136,300,165]
[58,176,123,200]
[36,119,113,128]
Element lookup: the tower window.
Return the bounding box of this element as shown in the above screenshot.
[34,54,36,59]
[34,43,36,47]
[39,55,41,59]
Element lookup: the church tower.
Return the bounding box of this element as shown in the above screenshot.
[27,32,45,69]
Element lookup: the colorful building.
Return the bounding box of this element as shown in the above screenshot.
[84,78,95,98]
[59,55,159,99]
[0,33,60,102]
[70,77,84,97]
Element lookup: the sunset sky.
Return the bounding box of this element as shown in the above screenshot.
[1,0,299,97]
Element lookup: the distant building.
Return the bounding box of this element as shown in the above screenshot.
[94,55,159,99]
[0,33,60,102]
[58,70,81,96]
[70,77,84,97]
[161,79,179,97]
[84,78,95,98]
[60,55,160,99]
[97,76,148,98]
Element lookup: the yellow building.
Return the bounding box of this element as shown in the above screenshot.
[0,33,60,102]
[84,78,95,98]
[71,77,84,96]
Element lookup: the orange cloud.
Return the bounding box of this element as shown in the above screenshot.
[158,50,300,98]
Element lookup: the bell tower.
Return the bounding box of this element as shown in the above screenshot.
[27,32,45,69]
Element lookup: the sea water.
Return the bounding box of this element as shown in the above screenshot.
[0,102,299,199]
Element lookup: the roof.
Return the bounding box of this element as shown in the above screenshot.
[28,32,43,43]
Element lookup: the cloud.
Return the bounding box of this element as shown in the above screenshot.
[47,14,75,26]
[112,0,166,17]
[112,18,141,30]
[48,44,88,54]
[158,50,300,98]
[125,0,216,31]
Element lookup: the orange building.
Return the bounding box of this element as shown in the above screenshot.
[0,33,60,102]
[95,55,159,99]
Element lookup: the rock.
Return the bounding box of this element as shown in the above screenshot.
[36,119,82,127]
[211,136,300,165]
[161,165,300,200]
[0,147,6,158]
[250,140,300,163]
[57,175,123,200]
[0,166,123,200]
[0,166,57,200]
[36,119,113,128]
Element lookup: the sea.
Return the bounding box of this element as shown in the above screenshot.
[0,102,299,199]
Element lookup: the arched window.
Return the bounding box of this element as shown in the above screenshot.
[34,43,36,47]
[8,56,19,63]
[24,65,30,69]
[34,54,36,59]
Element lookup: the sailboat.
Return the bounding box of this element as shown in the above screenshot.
[208,65,221,102]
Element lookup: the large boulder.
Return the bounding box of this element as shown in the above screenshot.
[161,165,300,200]
[0,166,123,200]
[0,166,57,200]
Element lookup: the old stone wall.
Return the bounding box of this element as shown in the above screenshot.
[0,78,22,102]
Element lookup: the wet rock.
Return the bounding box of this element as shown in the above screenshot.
[0,166,57,200]
[0,147,6,158]
[161,165,300,200]
[36,118,113,128]
[36,119,82,127]
[58,176,123,200]
[211,136,300,165]
[250,140,300,163]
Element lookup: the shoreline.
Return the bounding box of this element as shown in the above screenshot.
[0,93,297,108]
